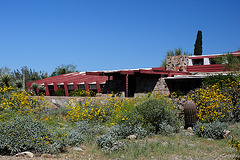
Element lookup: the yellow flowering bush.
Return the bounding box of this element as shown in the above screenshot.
[66,94,147,123]
[66,93,178,134]
[0,116,64,155]
[66,98,106,122]
[0,86,51,121]
[189,78,240,123]
[229,137,240,159]
[69,89,87,97]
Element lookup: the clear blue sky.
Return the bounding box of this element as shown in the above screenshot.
[1,0,240,74]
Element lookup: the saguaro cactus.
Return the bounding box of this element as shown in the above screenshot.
[183,100,197,129]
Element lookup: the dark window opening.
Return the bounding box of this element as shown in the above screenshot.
[78,84,85,90]
[193,59,203,65]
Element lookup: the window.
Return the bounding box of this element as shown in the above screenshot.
[193,59,203,65]
[89,84,97,90]
[78,84,85,90]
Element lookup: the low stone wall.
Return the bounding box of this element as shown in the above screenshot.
[34,96,129,108]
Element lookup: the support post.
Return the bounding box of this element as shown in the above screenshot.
[84,82,90,96]
[74,83,78,90]
[53,83,58,92]
[126,74,129,97]
[44,83,50,96]
[96,82,101,93]
[64,83,69,96]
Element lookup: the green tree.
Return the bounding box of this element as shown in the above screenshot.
[213,52,240,73]
[194,30,203,55]
[161,48,192,67]
[12,66,48,89]
[0,67,11,76]
[0,67,13,87]
[50,64,78,77]
[1,74,12,87]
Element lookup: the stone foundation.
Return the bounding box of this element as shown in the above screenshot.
[153,78,170,95]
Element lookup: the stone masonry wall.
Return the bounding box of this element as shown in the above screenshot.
[152,78,170,95]
[166,55,188,71]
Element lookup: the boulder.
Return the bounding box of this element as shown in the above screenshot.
[127,135,137,140]
[16,151,34,158]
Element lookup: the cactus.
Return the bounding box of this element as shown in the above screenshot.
[183,100,197,129]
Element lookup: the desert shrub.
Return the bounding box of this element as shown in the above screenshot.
[229,137,240,159]
[96,124,147,152]
[67,121,93,146]
[193,121,228,139]
[54,88,65,96]
[203,74,238,88]
[66,96,138,123]
[0,87,51,121]
[69,89,87,97]
[67,121,105,146]
[96,134,116,152]
[66,98,106,122]
[188,85,233,122]
[221,86,240,122]
[134,98,179,133]
[158,122,175,135]
[38,85,46,96]
[108,124,147,140]
[48,106,70,117]
[0,116,63,155]
[189,79,240,123]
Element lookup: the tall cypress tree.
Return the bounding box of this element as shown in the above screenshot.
[194,30,202,55]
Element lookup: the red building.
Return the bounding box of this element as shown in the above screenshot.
[27,72,108,96]
[87,51,240,97]
[27,51,240,97]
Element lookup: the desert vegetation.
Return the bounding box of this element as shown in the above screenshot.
[0,74,239,159]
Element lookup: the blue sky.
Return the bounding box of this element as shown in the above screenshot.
[0,0,240,74]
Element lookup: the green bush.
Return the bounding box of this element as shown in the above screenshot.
[222,87,240,122]
[135,98,180,133]
[54,89,65,96]
[0,116,63,155]
[203,74,238,88]
[158,122,175,135]
[96,134,116,152]
[69,89,87,97]
[96,124,147,152]
[67,121,93,146]
[193,121,228,139]
[67,121,105,146]
[108,124,147,140]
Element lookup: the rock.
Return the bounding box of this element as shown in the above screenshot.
[16,151,34,158]
[223,130,231,138]
[187,143,195,147]
[41,154,53,158]
[185,132,194,136]
[127,134,137,140]
[113,141,123,147]
[187,127,193,132]
[73,147,84,151]
[162,142,168,146]
[207,138,213,141]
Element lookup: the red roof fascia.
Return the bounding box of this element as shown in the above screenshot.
[189,52,240,59]
[120,70,136,75]
[152,67,166,70]
[139,69,164,74]
[187,64,228,72]
[86,71,105,76]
